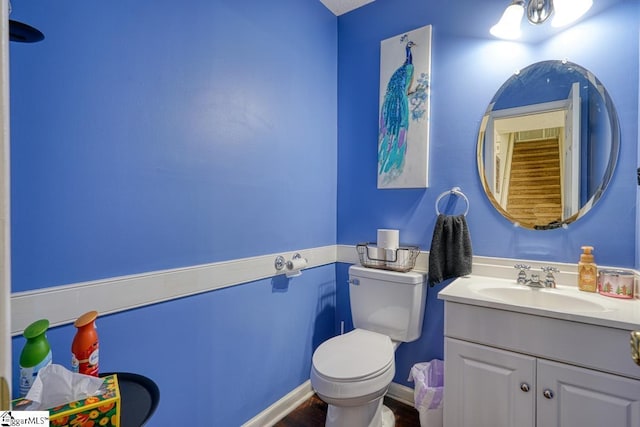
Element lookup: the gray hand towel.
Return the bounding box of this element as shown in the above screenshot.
[428,214,472,286]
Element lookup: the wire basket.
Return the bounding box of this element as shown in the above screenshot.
[356,243,420,272]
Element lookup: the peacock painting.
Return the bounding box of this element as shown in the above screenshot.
[378,25,432,189]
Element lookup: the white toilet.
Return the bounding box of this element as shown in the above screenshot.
[310,265,427,427]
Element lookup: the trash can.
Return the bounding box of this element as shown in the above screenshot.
[408,359,444,427]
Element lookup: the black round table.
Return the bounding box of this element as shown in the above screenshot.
[100,372,159,427]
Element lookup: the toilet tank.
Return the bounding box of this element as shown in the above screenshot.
[348,265,427,342]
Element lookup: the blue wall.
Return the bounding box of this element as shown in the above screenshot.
[9,0,640,423]
[337,0,639,386]
[10,0,338,292]
[10,0,337,425]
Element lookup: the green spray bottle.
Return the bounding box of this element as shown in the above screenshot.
[19,319,53,397]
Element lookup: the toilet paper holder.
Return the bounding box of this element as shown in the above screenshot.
[274,253,308,277]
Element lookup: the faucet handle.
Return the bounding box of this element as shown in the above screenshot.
[514,264,531,285]
[541,266,559,288]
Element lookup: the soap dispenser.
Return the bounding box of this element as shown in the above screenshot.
[578,245,597,292]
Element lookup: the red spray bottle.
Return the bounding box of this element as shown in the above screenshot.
[71,310,99,376]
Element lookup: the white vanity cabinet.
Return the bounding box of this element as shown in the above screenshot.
[445,338,640,427]
[439,277,640,427]
[537,358,640,427]
[445,338,536,427]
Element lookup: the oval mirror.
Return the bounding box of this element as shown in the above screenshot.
[477,60,620,230]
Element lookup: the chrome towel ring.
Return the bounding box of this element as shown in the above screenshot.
[435,187,470,216]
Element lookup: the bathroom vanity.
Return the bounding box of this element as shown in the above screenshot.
[439,275,640,427]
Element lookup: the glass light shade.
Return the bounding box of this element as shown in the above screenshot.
[552,0,593,27]
[490,3,524,40]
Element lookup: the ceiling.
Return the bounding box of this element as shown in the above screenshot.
[318,0,626,43]
[319,0,374,16]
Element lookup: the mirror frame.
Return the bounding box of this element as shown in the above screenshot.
[477,60,620,230]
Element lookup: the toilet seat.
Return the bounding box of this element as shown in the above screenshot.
[313,329,394,382]
[311,329,396,402]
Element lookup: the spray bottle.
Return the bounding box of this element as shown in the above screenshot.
[19,319,53,397]
[71,310,99,376]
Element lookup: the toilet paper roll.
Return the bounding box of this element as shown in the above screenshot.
[394,249,407,266]
[367,246,386,262]
[377,229,399,249]
[385,248,400,263]
[286,256,308,272]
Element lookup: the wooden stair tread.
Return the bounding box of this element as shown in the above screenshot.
[506,138,562,224]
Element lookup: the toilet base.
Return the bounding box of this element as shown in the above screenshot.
[325,399,395,427]
[381,405,395,427]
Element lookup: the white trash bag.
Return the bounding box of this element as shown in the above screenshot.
[408,359,444,427]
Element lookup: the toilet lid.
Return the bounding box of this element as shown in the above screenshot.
[313,329,394,381]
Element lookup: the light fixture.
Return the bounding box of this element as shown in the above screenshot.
[527,0,553,24]
[491,0,593,39]
[552,0,594,28]
[490,0,525,40]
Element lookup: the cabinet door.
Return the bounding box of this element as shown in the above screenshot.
[444,338,536,427]
[537,359,640,427]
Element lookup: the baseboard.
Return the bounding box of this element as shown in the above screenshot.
[387,382,415,407]
[242,380,415,427]
[242,380,314,427]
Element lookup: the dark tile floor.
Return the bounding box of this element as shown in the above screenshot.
[274,394,420,427]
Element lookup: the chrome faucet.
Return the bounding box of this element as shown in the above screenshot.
[527,273,545,288]
[514,264,530,285]
[514,264,559,288]
[542,266,559,289]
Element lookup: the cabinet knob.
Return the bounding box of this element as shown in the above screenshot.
[520,383,530,392]
[543,389,554,399]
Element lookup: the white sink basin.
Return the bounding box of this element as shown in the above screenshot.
[439,275,640,330]
[475,286,609,313]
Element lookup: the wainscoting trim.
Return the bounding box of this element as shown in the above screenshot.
[12,244,610,335]
[11,246,336,335]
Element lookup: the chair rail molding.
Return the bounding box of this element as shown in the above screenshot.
[11,244,632,335]
[11,246,336,335]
